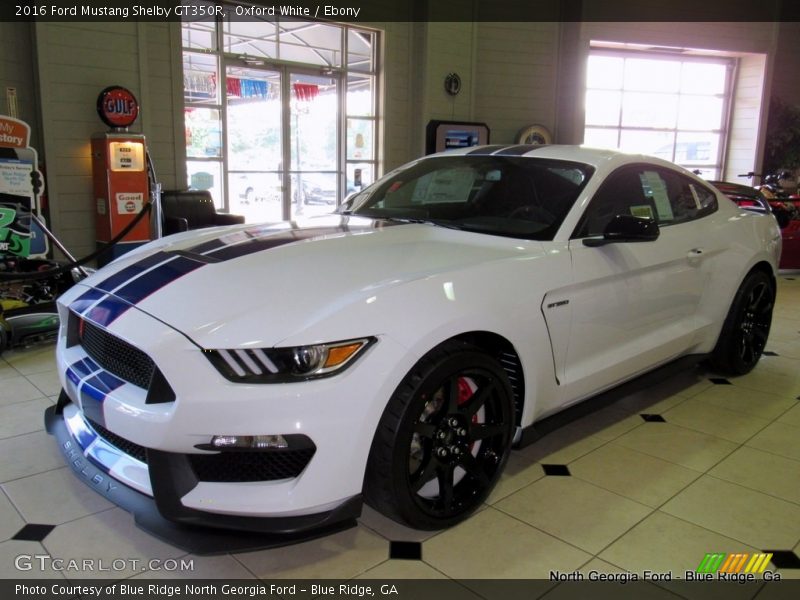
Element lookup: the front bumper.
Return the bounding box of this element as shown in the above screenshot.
[45,398,361,554]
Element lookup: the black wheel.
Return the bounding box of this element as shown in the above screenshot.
[364,341,515,529]
[709,270,775,375]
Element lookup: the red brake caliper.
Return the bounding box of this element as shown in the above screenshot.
[456,377,479,451]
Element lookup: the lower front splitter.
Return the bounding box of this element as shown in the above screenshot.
[44,405,360,555]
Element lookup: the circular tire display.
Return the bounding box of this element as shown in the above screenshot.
[709,270,775,375]
[365,341,514,529]
[516,124,553,145]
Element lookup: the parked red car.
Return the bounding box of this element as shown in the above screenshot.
[709,181,800,269]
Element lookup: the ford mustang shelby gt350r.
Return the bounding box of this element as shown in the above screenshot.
[46,145,780,543]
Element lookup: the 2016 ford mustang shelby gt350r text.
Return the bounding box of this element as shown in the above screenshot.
[46,146,780,545]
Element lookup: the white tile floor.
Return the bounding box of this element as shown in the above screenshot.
[0,277,799,586]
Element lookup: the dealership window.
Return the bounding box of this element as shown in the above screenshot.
[583,50,733,179]
[182,5,379,221]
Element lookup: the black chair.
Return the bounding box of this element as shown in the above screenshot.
[160,190,245,235]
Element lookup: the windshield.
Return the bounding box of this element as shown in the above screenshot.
[345,156,594,240]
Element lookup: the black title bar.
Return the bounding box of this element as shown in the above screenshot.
[1,0,799,23]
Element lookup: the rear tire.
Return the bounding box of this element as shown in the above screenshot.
[364,341,514,530]
[708,270,774,375]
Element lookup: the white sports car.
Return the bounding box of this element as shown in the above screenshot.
[46,145,780,547]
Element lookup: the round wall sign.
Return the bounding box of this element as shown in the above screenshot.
[516,124,553,145]
[444,73,462,96]
[96,86,139,129]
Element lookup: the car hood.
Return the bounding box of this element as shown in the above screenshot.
[75,216,533,348]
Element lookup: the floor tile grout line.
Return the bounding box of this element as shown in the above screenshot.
[490,428,626,505]
[0,484,27,532]
[607,419,745,469]
[586,441,794,562]
[655,405,774,446]
[686,385,800,423]
[0,465,67,486]
[484,503,598,560]
[741,439,800,465]
[581,402,798,559]
[0,426,46,443]
[695,471,800,510]
[495,462,654,516]
[725,379,800,402]
[46,504,120,530]
[607,434,741,473]
[0,395,54,411]
[229,552,267,580]
[552,400,800,560]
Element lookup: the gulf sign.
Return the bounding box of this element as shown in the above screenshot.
[96,86,139,129]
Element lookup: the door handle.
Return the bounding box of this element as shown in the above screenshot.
[687,248,704,263]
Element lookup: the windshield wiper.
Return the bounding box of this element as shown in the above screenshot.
[379,216,463,230]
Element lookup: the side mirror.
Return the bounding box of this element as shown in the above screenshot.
[583,214,660,247]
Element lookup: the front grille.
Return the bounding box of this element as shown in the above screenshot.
[189,448,315,482]
[80,319,155,389]
[87,418,148,464]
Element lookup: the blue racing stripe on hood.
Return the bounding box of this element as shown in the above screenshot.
[70,288,105,315]
[79,219,395,316]
[112,255,204,305]
[206,227,348,261]
[94,251,172,293]
[84,295,133,328]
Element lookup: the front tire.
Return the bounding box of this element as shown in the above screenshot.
[364,341,514,530]
[709,270,775,375]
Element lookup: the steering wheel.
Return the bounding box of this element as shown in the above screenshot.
[508,204,556,222]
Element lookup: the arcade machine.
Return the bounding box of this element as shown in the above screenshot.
[0,114,76,354]
[1,86,161,354]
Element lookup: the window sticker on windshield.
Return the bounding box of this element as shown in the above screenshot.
[419,168,476,203]
[640,171,674,221]
[387,181,404,194]
[630,204,654,219]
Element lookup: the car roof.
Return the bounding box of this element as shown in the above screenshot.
[433,144,672,170]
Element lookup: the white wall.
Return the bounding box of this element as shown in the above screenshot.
[474,21,560,145]
[726,53,770,180]
[0,23,41,149]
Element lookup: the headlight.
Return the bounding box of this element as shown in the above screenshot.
[204,337,376,383]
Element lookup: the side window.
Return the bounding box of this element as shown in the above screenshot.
[576,168,656,237]
[658,170,718,225]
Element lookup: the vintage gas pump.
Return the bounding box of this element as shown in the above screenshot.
[91,86,150,266]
